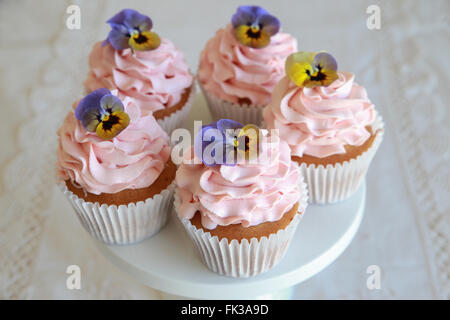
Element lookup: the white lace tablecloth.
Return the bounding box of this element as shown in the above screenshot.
[0,0,448,299]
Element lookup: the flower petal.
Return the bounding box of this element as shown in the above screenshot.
[317,69,339,87]
[231,6,279,48]
[81,106,103,132]
[106,28,130,50]
[231,6,259,28]
[237,124,260,160]
[217,119,243,132]
[202,130,225,166]
[285,52,315,72]
[238,124,259,137]
[314,52,338,72]
[75,88,111,120]
[292,62,314,87]
[234,25,271,48]
[128,31,160,51]
[106,9,128,25]
[122,9,153,32]
[106,9,154,50]
[194,124,222,166]
[95,111,130,140]
[100,94,124,113]
[251,30,271,48]
[234,25,253,47]
[286,52,320,87]
[307,52,339,87]
[258,14,280,36]
[194,120,251,166]
[109,22,129,35]
[107,9,152,32]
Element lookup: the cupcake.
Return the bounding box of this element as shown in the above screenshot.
[174,119,308,277]
[84,9,195,134]
[57,88,176,245]
[198,6,297,125]
[263,51,384,204]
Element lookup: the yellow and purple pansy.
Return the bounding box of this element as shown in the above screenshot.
[285,51,339,88]
[103,9,160,52]
[194,119,261,166]
[75,88,130,140]
[231,6,280,49]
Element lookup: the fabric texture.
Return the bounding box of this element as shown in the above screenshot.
[0,0,448,299]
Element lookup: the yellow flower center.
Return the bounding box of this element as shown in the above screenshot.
[96,111,130,140]
[250,25,259,33]
[101,114,111,122]
[128,30,161,51]
[235,25,270,48]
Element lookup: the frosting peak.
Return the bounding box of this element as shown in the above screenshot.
[263,72,376,158]
[175,137,302,229]
[198,24,297,106]
[84,39,193,114]
[57,95,170,195]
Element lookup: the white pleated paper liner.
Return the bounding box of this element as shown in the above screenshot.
[299,115,385,204]
[156,84,197,135]
[199,82,265,126]
[174,178,309,278]
[59,181,175,245]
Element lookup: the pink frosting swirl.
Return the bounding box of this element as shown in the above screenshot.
[263,72,376,158]
[57,94,171,195]
[198,24,297,106]
[84,39,193,114]
[175,137,302,229]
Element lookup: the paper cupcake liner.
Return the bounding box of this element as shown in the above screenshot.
[59,181,175,245]
[299,115,385,204]
[199,83,265,126]
[174,178,308,278]
[157,84,196,134]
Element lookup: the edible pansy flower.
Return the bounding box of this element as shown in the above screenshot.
[231,6,280,49]
[285,51,338,88]
[75,88,130,140]
[194,119,261,166]
[103,9,160,52]
[237,124,260,161]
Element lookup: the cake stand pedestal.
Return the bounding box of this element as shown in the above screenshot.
[94,182,366,300]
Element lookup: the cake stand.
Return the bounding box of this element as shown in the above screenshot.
[95,183,365,300]
[93,94,366,299]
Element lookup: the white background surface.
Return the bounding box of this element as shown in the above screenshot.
[0,0,448,299]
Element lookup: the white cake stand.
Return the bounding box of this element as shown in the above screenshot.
[95,183,365,300]
[94,94,366,299]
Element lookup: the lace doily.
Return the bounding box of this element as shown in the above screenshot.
[379,0,449,299]
[0,0,447,299]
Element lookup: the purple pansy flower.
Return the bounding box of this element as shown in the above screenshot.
[75,88,130,140]
[285,51,339,88]
[231,6,280,48]
[194,119,261,166]
[103,9,160,51]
